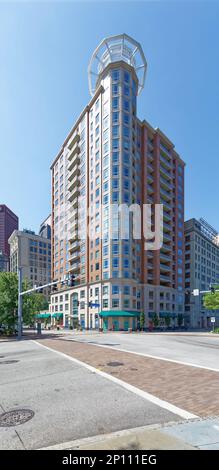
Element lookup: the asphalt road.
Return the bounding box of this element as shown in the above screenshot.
[61,331,219,370]
[0,339,179,450]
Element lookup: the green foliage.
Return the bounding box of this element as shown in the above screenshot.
[140,312,145,330]
[152,313,160,328]
[203,291,219,310]
[0,272,48,331]
[212,327,219,334]
[177,313,183,327]
[164,315,171,328]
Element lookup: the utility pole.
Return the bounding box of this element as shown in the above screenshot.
[17,267,23,341]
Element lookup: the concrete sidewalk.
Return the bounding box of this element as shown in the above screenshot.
[41,422,196,450]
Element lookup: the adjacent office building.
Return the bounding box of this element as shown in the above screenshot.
[50,34,185,330]
[0,204,19,271]
[184,218,219,328]
[9,229,51,291]
[39,215,51,240]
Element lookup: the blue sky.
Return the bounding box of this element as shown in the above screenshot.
[0,1,219,232]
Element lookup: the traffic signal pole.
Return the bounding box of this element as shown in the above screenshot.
[17,268,23,341]
[17,276,69,340]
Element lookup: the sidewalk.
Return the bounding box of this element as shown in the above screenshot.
[41,422,196,450]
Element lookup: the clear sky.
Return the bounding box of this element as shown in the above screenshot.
[0,1,219,232]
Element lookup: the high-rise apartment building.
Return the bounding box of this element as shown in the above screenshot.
[0,204,18,271]
[50,34,185,330]
[9,229,51,292]
[184,218,219,328]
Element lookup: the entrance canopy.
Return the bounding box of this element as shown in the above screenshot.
[35,313,51,319]
[52,313,63,319]
[99,310,140,318]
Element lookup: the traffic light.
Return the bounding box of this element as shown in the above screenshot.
[185,290,190,304]
[38,283,43,294]
[70,274,75,287]
[210,284,215,294]
[52,280,58,292]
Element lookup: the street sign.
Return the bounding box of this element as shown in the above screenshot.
[193,289,200,296]
[211,317,216,323]
[90,302,100,308]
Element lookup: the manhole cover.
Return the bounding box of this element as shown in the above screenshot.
[107,361,124,367]
[0,409,34,427]
[0,360,19,365]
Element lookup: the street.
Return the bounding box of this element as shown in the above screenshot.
[0,331,219,450]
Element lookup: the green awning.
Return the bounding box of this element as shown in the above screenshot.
[35,313,51,319]
[52,313,63,318]
[99,310,140,318]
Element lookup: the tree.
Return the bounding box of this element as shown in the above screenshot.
[0,272,48,332]
[0,272,18,330]
[177,313,183,327]
[164,315,171,328]
[140,312,145,331]
[203,291,219,310]
[152,313,160,328]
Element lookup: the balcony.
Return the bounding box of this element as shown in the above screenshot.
[147,261,153,269]
[68,176,80,193]
[163,220,171,232]
[160,198,172,210]
[160,164,171,180]
[160,153,172,170]
[68,150,80,171]
[160,186,171,201]
[147,195,153,204]
[163,232,172,242]
[147,162,154,173]
[162,242,171,252]
[69,261,80,272]
[68,164,80,181]
[160,273,171,282]
[69,251,80,262]
[163,210,172,222]
[160,263,171,272]
[160,251,171,262]
[68,186,80,202]
[160,142,171,157]
[69,241,79,252]
[147,183,154,194]
[160,176,172,190]
[147,174,154,184]
[68,134,80,151]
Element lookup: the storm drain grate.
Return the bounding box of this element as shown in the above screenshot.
[0,409,34,427]
[107,361,124,367]
[0,360,19,365]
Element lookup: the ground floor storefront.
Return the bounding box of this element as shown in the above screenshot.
[99,311,139,331]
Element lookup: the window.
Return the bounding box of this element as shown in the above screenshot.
[112,112,119,124]
[112,299,119,308]
[124,286,130,295]
[112,285,119,295]
[112,258,119,268]
[103,286,108,295]
[103,299,108,308]
[112,69,119,81]
[112,97,119,110]
[124,71,130,83]
[123,299,130,308]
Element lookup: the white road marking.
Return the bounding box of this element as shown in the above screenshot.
[66,336,219,373]
[33,340,198,421]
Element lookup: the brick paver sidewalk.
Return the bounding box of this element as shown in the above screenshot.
[38,337,219,417]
